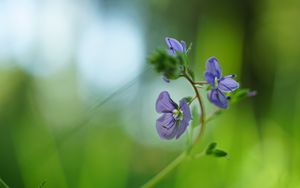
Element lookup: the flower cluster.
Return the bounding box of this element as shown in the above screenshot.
[151,37,247,140]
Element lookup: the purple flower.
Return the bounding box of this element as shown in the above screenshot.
[205,57,239,108]
[156,91,191,139]
[165,37,187,56]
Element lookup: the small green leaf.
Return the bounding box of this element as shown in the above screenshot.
[185,96,194,104]
[206,142,217,155]
[213,149,227,157]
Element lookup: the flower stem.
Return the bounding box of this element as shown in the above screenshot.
[141,152,187,188]
[183,73,206,152]
[188,95,197,105]
[193,81,208,85]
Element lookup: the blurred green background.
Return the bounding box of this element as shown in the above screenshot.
[1,0,300,187]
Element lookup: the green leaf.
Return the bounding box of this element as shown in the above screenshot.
[206,142,217,155]
[191,106,200,128]
[213,149,228,157]
[205,143,228,157]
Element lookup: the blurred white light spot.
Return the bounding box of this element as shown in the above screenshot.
[78,17,144,91]
[0,0,75,76]
[0,0,35,60]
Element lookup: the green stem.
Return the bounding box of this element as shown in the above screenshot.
[184,73,206,152]
[188,95,197,105]
[193,81,208,85]
[142,152,187,188]
[0,178,10,188]
[142,71,207,187]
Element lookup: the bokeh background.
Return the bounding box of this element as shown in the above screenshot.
[1,0,300,187]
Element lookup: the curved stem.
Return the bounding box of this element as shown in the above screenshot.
[188,95,197,105]
[193,81,208,85]
[184,74,206,150]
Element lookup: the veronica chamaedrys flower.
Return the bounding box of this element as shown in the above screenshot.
[156,91,191,139]
[165,37,187,56]
[205,57,239,108]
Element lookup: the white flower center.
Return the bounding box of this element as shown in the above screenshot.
[214,77,219,88]
[172,109,184,121]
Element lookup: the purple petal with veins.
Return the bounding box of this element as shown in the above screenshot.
[208,89,228,109]
[204,72,216,86]
[218,77,239,92]
[176,98,192,139]
[205,57,222,79]
[156,113,178,139]
[165,37,184,55]
[156,91,177,113]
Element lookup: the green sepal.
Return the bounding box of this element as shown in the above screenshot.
[148,49,183,80]
[176,52,189,67]
[228,88,256,103]
[187,68,195,80]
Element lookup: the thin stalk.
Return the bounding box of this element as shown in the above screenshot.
[183,73,206,151]
[188,95,197,105]
[192,81,208,85]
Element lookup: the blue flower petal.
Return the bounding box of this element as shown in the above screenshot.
[156,113,178,139]
[218,77,239,92]
[180,40,187,52]
[165,37,184,55]
[204,72,215,86]
[205,57,222,79]
[179,98,191,123]
[156,91,177,113]
[208,89,228,109]
[176,98,192,139]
